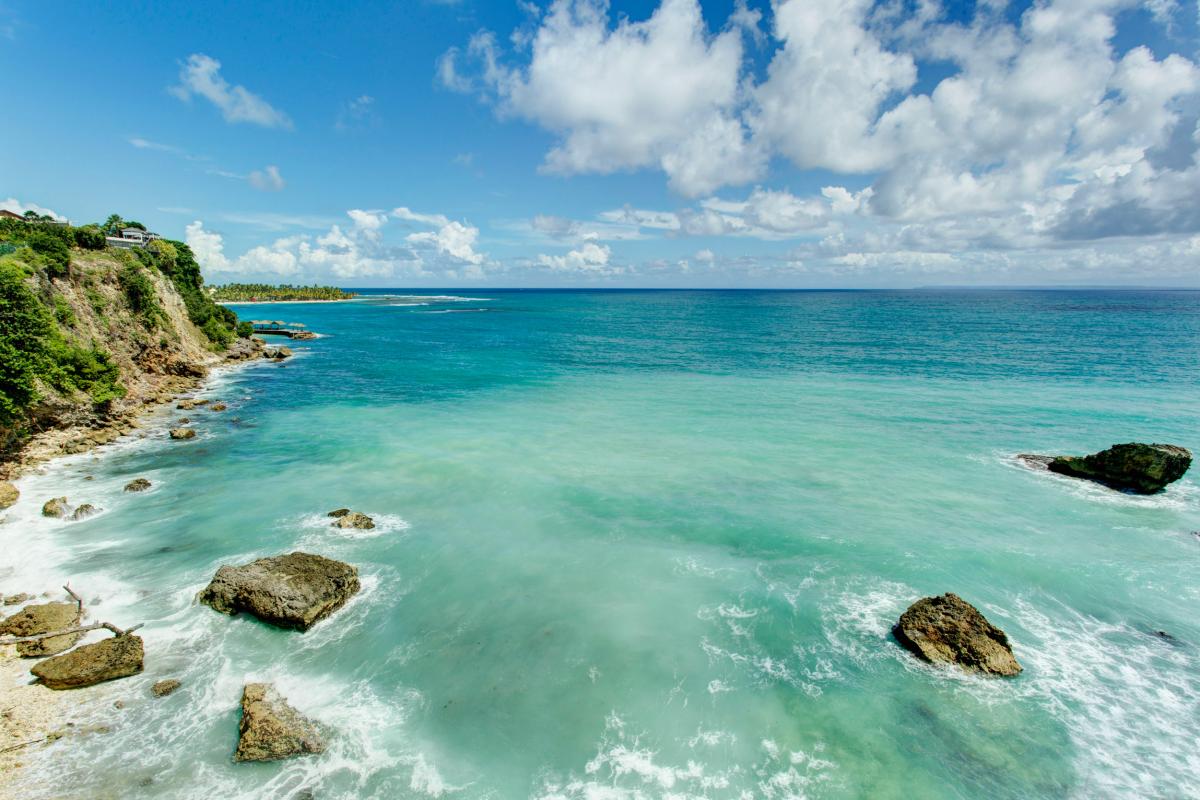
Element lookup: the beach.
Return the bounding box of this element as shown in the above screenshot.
[1,289,1198,799]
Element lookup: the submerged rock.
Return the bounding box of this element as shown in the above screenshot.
[152,678,182,697]
[31,634,144,689]
[198,552,360,631]
[0,481,18,509]
[332,512,374,530]
[124,478,152,492]
[893,593,1022,677]
[0,601,82,657]
[71,503,100,521]
[210,403,228,412]
[42,497,70,518]
[169,428,196,440]
[235,682,325,762]
[1045,443,1191,494]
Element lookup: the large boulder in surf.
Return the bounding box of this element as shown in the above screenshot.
[124,478,152,492]
[332,512,374,530]
[71,503,100,521]
[169,427,196,440]
[1044,443,1191,494]
[0,481,18,509]
[41,497,70,518]
[893,593,1022,677]
[235,682,326,762]
[198,552,360,631]
[0,601,82,657]
[31,634,144,689]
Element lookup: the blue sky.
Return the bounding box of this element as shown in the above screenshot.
[2,0,1198,287]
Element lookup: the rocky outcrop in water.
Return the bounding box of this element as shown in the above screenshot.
[42,497,70,518]
[0,481,17,509]
[234,682,325,762]
[1038,443,1192,494]
[198,552,360,631]
[71,503,99,521]
[893,593,1022,676]
[332,512,375,530]
[0,601,82,657]
[169,428,196,440]
[124,478,152,492]
[210,403,227,412]
[176,399,209,410]
[263,346,293,361]
[152,678,182,697]
[30,634,144,689]
[327,508,350,518]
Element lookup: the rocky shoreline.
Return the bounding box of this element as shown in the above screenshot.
[0,336,284,799]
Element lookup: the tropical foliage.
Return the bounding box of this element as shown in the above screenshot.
[211,283,355,302]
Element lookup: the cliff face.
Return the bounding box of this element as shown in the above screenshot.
[0,240,258,476]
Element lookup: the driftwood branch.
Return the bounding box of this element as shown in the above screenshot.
[0,621,143,646]
[62,584,83,614]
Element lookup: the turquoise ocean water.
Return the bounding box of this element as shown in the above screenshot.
[4,289,1200,799]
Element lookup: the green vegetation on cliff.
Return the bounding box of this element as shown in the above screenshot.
[0,213,250,452]
[211,283,355,302]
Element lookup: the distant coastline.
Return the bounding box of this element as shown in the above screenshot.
[209,283,356,303]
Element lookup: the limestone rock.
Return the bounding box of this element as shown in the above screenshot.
[234,682,325,762]
[210,403,228,412]
[169,428,196,440]
[1046,443,1191,494]
[198,552,360,631]
[71,503,99,521]
[332,512,374,530]
[124,478,152,492]
[0,481,18,509]
[0,601,82,657]
[31,634,144,689]
[42,497,70,518]
[893,593,1022,677]
[3,593,31,605]
[152,678,182,697]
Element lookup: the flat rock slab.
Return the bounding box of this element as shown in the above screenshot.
[198,552,360,631]
[235,683,325,762]
[31,635,144,689]
[0,601,82,657]
[893,593,1022,677]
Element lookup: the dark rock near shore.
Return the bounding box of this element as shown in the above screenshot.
[332,511,374,530]
[124,478,152,492]
[42,497,70,518]
[152,678,182,697]
[0,481,18,509]
[1043,443,1191,494]
[0,601,82,657]
[327,508,350,518]
[210,403,228,412]
[31,634,144,689]
[234,682,326,762]
[263,346,293,361]
[893,593,1022,676]
[198,552,360,631]
[71,503,100,521]
[169,428,196,440]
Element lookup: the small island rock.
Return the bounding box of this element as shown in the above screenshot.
[124,478,152,492]
[333,512,374,530]
[42,497,70,518]
[1045,443,1191,494]
[152,678,182,697]
[0,481,18,509]
[71,503,100,521]
[31,634,144,689]
[235,682,326,762]
[0,601,82,657]
[198,552,360,631]
[169,428,196,440]
[326,508,350,518]
[893,593,1022,677]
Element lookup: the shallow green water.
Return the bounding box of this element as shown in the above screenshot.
[5,290,1199,799]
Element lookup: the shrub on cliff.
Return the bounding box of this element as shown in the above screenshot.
[118,263,165,328]
[0,258,124,446]
[73,225,107,250]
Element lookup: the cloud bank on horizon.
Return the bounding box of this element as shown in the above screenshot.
[4,0,1199,286]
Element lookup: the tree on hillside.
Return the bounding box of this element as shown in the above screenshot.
[102,214,124,235]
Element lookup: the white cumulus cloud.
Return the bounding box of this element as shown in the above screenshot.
[248,165,286,192]
[171,53,293,129]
